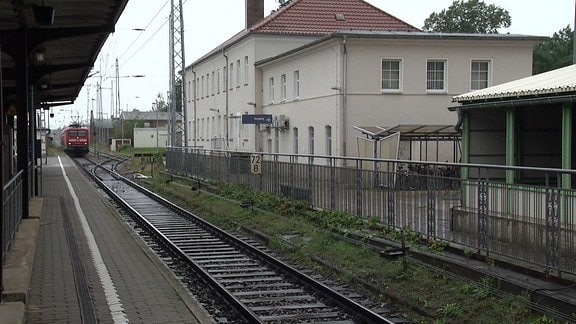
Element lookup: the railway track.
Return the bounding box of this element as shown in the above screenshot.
[78,154,405,323]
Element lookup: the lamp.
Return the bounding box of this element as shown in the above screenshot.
[34,51,45,64]
[247,102,256,107]
[209,108,219,113]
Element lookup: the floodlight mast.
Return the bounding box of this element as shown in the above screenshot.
[169,0,187,147]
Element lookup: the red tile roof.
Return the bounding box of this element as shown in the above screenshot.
[251,0,420,35]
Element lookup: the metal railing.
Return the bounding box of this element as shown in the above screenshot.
[166,147,576,278]
[2,170,24,265]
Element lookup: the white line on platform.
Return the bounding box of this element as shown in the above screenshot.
[58,156,129,323]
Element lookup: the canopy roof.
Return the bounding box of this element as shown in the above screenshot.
[453,64,576,104]
[354,124,460,141]
[1,0,129,109]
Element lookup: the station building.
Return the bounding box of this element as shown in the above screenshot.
[185,0,545,162]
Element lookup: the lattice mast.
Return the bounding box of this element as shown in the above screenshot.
[168,0,187,146]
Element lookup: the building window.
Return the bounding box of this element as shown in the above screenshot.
[229,63,234,90]
[293,127,299,154]
[192,79,196,99]
[294,70,300,98]
[236,59,241,87]
[217,69,221,93]
[325,125,332,156]
[274,129,279,153]
[244,56,249,85]
[426,59,446,91]
[201,75,204,98]
[267,138,272,153]
[308,126,314,155]
[269,77,275,103]
[381,59,401,91]
[471,60,491,90]
[211,71,215,95]
[206,73,210,96]
[281,74,287,101]
[223,66,227,92]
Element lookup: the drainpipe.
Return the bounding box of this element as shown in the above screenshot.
[342,36,348,159]
[223,48,229,149]
[192,69,197,148]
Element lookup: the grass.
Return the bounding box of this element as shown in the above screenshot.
[123,158,567,324]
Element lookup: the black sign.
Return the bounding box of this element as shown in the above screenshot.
[242,114,273,124]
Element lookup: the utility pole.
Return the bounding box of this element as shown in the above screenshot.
[169,0,187,146]
[115,58,120,118]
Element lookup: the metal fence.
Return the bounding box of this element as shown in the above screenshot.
[166,147,576,279]
[2,170,23,265]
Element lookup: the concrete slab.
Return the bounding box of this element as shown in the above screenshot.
[0,302,25,324]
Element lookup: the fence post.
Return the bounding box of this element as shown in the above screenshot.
[545,173,560,277]
[356,159,363,217]
[427,171,437,239]
[477,179,489,253]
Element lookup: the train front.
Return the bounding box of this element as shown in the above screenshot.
[63,126,90,156]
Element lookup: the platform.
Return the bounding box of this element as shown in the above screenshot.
[1,155,214,323]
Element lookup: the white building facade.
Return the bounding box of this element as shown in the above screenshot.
[184,0,543,160]
[257,32,542,159]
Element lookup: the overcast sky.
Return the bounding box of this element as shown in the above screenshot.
[51,0,575,128]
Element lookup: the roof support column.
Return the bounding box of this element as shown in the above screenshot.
[562,103,572,190]
[0,41,4,303]
[14,34,30,219]
[505,106,515,184]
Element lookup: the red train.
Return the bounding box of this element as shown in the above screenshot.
[60,124,90,156]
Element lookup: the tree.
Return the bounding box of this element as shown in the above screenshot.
[151,92,168,112]
[533,25,573,74]
[423,0,511,34]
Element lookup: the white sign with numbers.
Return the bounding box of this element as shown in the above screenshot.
[250,154,262,175]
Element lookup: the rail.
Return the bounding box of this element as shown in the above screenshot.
[166,147,576,280]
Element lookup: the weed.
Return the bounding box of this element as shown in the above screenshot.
[485,256,495,266]
[437,302,463,318]
[464,249,475,258]
[473,276,494,299]
[529,315,556,323]
[428,240,449,253]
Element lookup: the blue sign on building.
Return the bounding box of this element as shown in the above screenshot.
[242,114,273,124]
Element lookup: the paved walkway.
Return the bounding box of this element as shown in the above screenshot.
[20,155,213,323]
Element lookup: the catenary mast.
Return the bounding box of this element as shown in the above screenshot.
[169,0,187,146]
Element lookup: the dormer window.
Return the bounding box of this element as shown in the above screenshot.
[335,13,346,21]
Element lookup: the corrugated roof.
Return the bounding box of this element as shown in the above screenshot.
[252,0,420,35]
[120,111,175,121]
[453,64,576,103]
[354,124,459,140]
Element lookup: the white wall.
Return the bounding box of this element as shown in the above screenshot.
[134,127,168,148]
[259,35,536,159]
[185,34,316,151]
[186,32,538,161]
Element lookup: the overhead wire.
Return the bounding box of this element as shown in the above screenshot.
[117,0,190,71]
[116,0,171,64]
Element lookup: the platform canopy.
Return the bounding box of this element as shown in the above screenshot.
[1,0,130,109]
[354,124,460,141]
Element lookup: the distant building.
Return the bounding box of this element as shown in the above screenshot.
[133,127,168,148]
[120,111,172,129]
[119,111,178,148]
[185,0,544,161]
